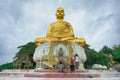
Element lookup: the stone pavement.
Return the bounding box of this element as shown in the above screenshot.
[0,77,120,80]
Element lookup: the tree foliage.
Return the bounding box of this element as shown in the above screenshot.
[84,46,109,69]
[112,45,120,63]
[0,62,13,69]
[84,44,120,69]
[99,45,112,54]
[14,42,37,58]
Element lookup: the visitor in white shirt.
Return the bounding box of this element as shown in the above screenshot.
[74,54,80,69]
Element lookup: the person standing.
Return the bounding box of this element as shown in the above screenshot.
[58,61,64,73]
[74,54,80,69]
[70,58,75,72]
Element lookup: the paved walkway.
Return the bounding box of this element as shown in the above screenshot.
[0,77,120,80]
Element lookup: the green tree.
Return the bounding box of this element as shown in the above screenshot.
[112,45,120,63]
[99,45,112,54]
[84,44,91,50]
[0,62,13,69]
[84,44,110,69]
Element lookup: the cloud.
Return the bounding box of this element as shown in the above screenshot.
[0,0,120,64]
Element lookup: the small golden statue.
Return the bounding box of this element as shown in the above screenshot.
[58,48,64,57]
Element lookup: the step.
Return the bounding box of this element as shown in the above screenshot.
[24,73,100,78]
[34,69,89,73]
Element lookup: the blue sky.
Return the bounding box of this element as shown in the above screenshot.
[0,0,120,65]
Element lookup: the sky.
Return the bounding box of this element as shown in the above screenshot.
[0,0,120,65]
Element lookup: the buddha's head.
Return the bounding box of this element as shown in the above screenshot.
[56,7,64,20]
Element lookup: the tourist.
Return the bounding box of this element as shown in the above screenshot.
[74,54,80,69]
[70,58,75,72]
[58,61,64,73]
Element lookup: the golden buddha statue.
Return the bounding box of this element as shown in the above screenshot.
[46,7,74,38]
[35,7,86,46]
[33,7,87,69]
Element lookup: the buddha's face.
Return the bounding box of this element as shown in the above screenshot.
[56,7,64,20]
